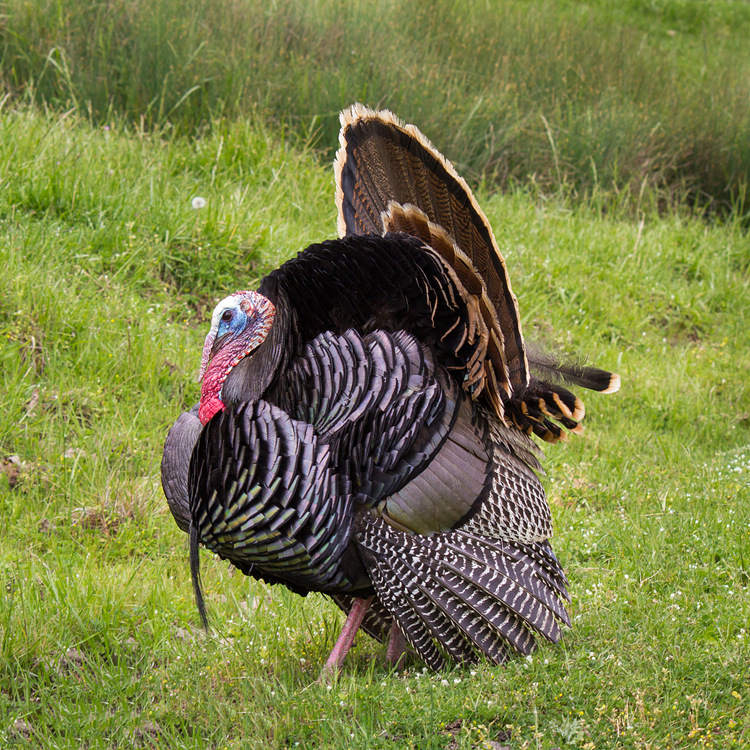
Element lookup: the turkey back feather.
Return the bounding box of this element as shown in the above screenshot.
[259,233,511,419]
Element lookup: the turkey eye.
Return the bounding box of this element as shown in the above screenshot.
[221,309,234,323]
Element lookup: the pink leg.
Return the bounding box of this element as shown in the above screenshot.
[318,596,373,682]
[386,619,408,668]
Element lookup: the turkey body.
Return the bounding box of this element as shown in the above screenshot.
[161,105,619,671]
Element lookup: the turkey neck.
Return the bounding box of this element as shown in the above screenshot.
[220,288,296,405]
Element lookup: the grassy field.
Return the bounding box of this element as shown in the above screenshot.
[2,0,750,215]
[0,104,748,749]
[1,1,750,747]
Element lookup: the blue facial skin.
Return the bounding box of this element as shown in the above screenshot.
[211,301,251,358]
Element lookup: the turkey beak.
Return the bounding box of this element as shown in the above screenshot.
[210,331,231,359]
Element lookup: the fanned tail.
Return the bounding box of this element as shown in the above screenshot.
[334,105,620,440]
[335,103,529,393]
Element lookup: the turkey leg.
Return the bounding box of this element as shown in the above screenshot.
[385,619,408,668]
[318,595,373,681]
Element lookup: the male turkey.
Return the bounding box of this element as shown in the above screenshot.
[161,104,619,675]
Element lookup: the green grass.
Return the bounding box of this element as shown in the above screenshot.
[3,5,749,747]
[2,0,750,215]
[0,103,748,749]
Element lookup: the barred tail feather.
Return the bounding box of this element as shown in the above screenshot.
[504,370,620,443]
[498,345,621,441]
[335,104,530,391]
[526,345,621,394]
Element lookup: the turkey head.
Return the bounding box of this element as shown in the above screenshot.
[198,290,277,424]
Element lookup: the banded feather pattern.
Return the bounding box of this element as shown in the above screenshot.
[161,104,619,677]
[335,104,529,393]
[357,518,570,669]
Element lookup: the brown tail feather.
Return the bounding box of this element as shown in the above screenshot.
[383,201,512,408]
[526,345,621,394]
[335,103,529,391]
[335,104,620,442]
[505,379,589,444]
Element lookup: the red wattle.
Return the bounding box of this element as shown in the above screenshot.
[199,395,225,425]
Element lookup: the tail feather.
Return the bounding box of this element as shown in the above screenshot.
[334,104,620,441]
[526,345,621,394]
[504,371,619,443]
[380,201,513,410]
[335,103,529,391]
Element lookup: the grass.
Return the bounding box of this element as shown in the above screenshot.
[2,0,750,215]
[0,101,748,748]
[1,3,750,742]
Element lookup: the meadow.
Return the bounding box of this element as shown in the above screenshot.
[1,1,750,748]
[3,0,750,215]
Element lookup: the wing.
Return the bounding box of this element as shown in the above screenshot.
[271,326,557,554]
[357,524,570,668]
[161,404,201,533]
[270,326,570,665]
[268,327,496,535]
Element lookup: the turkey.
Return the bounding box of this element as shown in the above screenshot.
[161,104,620,676]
